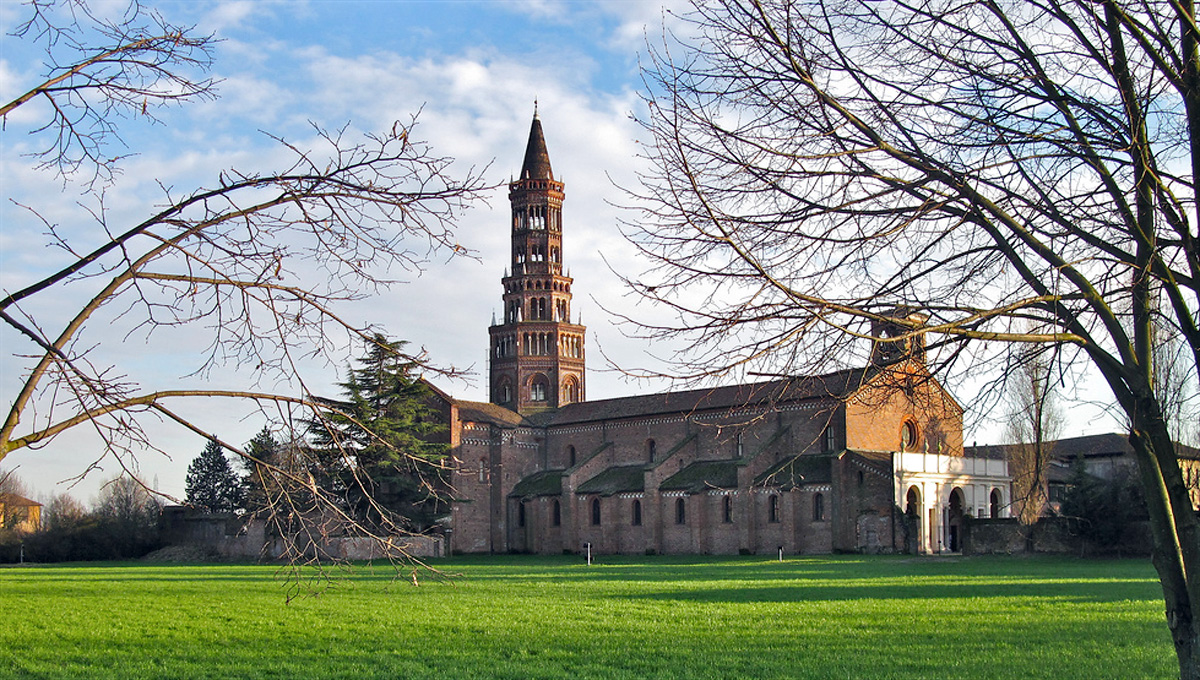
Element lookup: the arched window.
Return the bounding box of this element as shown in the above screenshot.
[531,378,547,402]
[736,432,744,457]
[858,470,865,486]
[813,493,825,522]
[517,502,526,528]
[568,445,576,467]
[900,421,919,451]
[591,498,601,525]
[632,500,642,526]
[723,495,733,523]
[768,495,779,523]
[990,488,1002,518]
[675,497,686,524]
[552,500,561,527]
[647,439,657,462]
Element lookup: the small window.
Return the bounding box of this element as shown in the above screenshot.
[647,439,657,462]
[567,445,577,467]
[901,421,919,451]
[813,493,825,522]
[736,432,744,457]
[858,470,865,486]
[632,500,642,526]
[591,498,601,525]
[552,500,561,526]
[768,495,779,523]
[675,497,686,524]
[517,502,526,528]
[722,495,733,523]
[823,425,836,452]
[531,380,547,402]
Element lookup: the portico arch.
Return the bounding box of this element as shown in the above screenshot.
[947,487,965,552]
[905,485,924,553]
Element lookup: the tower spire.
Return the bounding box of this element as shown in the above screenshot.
[488,111,585,414]
[520,113,553,181]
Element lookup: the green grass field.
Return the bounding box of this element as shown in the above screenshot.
[0,555,1174,679]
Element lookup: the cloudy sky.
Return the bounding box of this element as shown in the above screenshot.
[0,0,697,501]
[1,0,1128,503]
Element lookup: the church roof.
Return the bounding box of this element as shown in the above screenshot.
[456,400,530,428]
[520,115,553,180]
[753,454,833,489]
[576,465,646,496]
[530,369,870,428]
[510,470,564,498]
[659,459,740,493]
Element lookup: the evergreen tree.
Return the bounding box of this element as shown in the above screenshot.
[1059,456,1147,553]
[240,426,278,514]
[185,438,245,513]
[308,334,448,531]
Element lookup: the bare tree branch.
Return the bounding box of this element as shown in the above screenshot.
[626,1,1199,675]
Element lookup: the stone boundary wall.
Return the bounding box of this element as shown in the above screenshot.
[963,516,1152,556]
[161,507,445,560]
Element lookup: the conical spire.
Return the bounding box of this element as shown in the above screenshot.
[520,112,553,181]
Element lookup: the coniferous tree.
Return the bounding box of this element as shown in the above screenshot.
[185,437,244,513]
[240,426,278,514]
[308,334,448,531]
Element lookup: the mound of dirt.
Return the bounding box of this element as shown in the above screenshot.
[142,545,220,563]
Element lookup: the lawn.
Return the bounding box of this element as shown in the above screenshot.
[0,554,1174,679]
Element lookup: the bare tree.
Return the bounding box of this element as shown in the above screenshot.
[1154,311,1200,447]
[1,0,487,573]
[1003,344,1064,524]
[625,0,1199,675]
[1,0,218,185]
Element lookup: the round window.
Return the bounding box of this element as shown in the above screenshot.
[900,421,919,451]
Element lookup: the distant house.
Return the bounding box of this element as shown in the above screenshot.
[0,493,42,534]
[967,433,1200,516]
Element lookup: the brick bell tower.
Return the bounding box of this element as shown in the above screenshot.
[488,110,586,414]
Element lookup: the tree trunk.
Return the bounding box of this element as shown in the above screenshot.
[1131,401,1200,680]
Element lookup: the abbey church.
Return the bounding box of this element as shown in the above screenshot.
[430,114,1010,556]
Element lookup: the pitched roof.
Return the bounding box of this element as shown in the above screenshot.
[753,454,833,489]
[0,493,41,507]
[576,465,646,496]
[456,400,529,429]
[530,369,870,428]
[966,433,1200,462]
[659,459,740,493]
[510,470,564,498]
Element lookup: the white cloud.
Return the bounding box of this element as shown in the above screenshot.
[201,0,287,33]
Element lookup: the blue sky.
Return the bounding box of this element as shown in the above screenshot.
[1,0,1129,503]
[0,0,692,501]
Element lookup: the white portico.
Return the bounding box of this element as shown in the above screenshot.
[894,451,1010,553]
